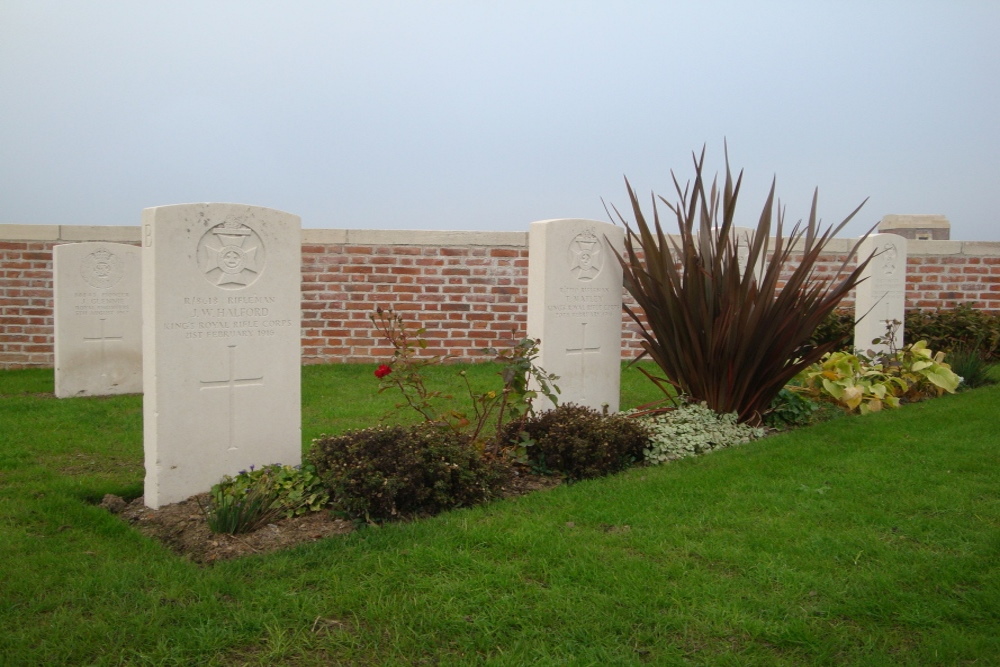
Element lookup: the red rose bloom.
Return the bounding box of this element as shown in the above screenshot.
[374,364,392,379]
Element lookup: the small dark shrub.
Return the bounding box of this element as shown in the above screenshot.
[809,309,855,352]
[810,305,1000,362]
[308,423,508,522]
[905,305,1000,360]
[503,404,651,481]
[764,388,819,429]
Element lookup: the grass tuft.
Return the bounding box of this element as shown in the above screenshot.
[203,484,285,535]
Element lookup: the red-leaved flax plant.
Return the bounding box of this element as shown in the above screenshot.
[610,145,875,424]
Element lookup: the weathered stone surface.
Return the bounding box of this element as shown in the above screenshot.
[854,233,907,354]
[142,203,301,508]
[527,219,624,412]
[54,242,142,397]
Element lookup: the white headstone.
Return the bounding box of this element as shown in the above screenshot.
[854,233,907,354]
[142,203,301,508]
[527,219,624,412]
[53,242,142,398]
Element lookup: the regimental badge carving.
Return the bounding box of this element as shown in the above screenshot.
[197,216,265,289]
[568,228,603,281]
[881,242,898,276]
[80,247,125,288]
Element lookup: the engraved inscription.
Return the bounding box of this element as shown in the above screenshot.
[199,344,264,452]
[73,291,131,317]
[871,240,905,327]
[567,228,603,281]
[80,247,125,289]
[197,216,266,290]
[547,287,619,319]
[168,294,293,339]
[872,278,904,293]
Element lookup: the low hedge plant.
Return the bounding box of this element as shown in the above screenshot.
[309,423,508,523]
[502,403,650,481]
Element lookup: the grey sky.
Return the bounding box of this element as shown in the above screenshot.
[2,1,998,239]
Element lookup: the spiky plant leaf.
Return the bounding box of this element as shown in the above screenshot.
[611,146,875,424]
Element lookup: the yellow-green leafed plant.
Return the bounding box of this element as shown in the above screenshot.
[798,341,961,414]
[798,351,906,414]
[891,340,962,396]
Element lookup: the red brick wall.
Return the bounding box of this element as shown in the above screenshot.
[774,252,1000,312]
[907,255,1000,309]
[0,239,59,368]
[2,226,999,370]
[300,242,533,362]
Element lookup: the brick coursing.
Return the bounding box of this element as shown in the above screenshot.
[300,243,536,363]
[2,228,999,369]
[1,240,59,368]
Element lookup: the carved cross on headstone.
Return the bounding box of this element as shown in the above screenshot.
[199,344,264,452]
[565,321,602,400]
[83,318,124,373]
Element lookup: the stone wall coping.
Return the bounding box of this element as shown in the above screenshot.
[907,240,961,255]
[811,237,855,253]
[302,228,529,246]
[0,224,62,241]
[58,225,142,242]
[0,225,527,248]
[958,241,1000,255]
[2,224,998,256]
[301,229,348,244]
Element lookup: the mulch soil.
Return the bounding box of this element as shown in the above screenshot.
[104,471,561,565]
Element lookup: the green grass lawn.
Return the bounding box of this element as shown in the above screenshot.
[1,364,998,665]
